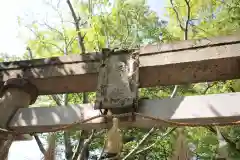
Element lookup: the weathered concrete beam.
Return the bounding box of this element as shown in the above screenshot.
[9,92,240,133]
[1,34,240,95]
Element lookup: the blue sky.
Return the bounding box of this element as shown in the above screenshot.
[1,0,167,159]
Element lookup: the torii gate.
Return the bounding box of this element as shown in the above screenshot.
[0,34,240,158]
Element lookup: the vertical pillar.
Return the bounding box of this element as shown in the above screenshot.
[0,78,38,160]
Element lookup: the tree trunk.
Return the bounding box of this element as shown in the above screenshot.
[66,1,90,159]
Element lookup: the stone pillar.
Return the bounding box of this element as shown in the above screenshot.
[0,78,38,160]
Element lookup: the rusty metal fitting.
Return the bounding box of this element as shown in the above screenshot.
[0,78,38,104]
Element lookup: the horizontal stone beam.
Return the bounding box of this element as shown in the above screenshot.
[9,92,240,133]
[1,34,240,95]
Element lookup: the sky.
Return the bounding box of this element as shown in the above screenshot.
[1,0,167,159]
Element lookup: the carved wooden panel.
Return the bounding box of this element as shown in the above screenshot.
[94,49,139,109]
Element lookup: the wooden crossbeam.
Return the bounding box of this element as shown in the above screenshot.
[1,34,240,95]
[8,92,240,133]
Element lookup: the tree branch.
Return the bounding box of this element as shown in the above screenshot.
[27,27,65,53]
[78,130,95,160]
[170,0,185,31]
[26,46,33,59]
[64,132,73,160]
[71,93,90,159]
[228,86,236,92]
[135,127,177,155]
[40,1,75,55]
[66,1,90,159]
[60,93,74,160]
[40,21,64,38]
[206,126,240,153]
[66,0,86,54]
[202,82,215,94]
[122,127,155,160]
[51,95,61,106]
[71,130,95,160]
[66,36,77,48]
[72,132,84,160]
[190,24,215,37]
[184,0,191,40]
[170,85,178,98]
[34,134,46,155]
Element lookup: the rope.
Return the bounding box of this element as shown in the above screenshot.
[134,113,240,127]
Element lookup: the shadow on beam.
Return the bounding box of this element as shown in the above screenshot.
[8,92,240,133]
